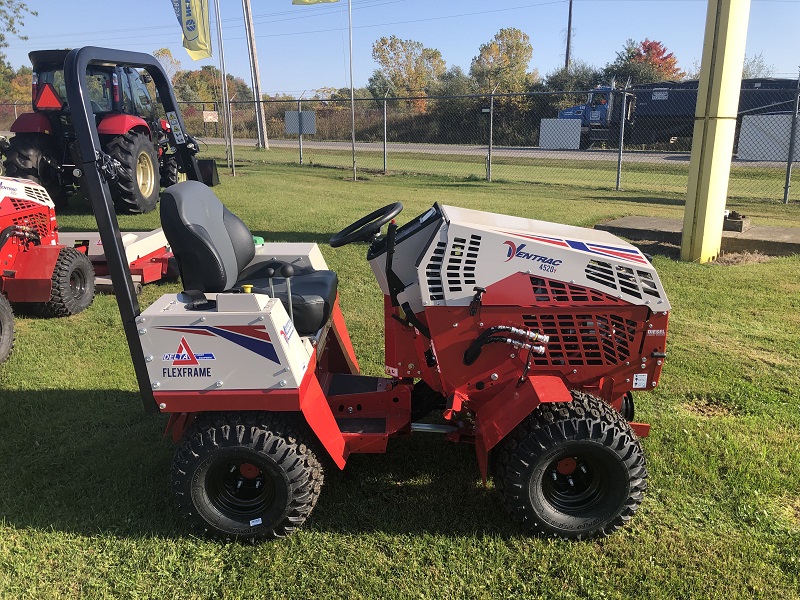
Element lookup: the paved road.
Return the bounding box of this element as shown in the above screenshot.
[199,137,791,168]
[199,136,690,164]
[2,131,786,167]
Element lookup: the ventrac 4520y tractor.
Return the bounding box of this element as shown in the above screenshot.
[3,49,187,213]
[60,47,671,541]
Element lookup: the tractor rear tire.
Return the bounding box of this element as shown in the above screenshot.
[172,412,325,542]
[37,248,95,317]
[493,390,647,540]
[3,133,68,209]
[105,131,159,214]
[0,294,14,364]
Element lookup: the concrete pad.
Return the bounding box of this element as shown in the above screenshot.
[595,216,800,256]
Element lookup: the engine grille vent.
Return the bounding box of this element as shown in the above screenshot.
[13,213,49,239]
[446,234,481,293]
[529,276,627,305]
[425,241,447,301]
[522,312,638,366]
[9,198,40,212]
[584,260,661,301]
[24,186,51,204]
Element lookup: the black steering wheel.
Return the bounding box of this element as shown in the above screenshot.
[329,202,403,248]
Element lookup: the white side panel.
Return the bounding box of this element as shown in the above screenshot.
[139,293,312,392]
[251,242,329,270]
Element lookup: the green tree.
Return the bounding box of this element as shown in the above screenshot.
[544,60,603,91]
[604,38,684,85]
[469,27,536,93]
[371,35,446,99]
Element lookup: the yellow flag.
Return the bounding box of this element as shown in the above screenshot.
[171,0,212,60]
[292,0,340,4]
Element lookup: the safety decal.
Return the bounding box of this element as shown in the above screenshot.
[156,325,280,363]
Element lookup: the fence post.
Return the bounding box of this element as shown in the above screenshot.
[383,90,389,174]
[487,88,497,182]
[615,86,629,191]
[783,75,800,204]
[298,99,303,166]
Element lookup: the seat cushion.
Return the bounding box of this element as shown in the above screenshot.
[238,268,339,336]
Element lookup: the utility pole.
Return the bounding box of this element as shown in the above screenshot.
[241,0,268,149]
[565,0,573,71]
[213,0,235,176]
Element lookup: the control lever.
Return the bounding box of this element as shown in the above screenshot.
[264,267,276,297]
[280,263,295,322]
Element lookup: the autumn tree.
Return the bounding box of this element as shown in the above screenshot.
[172,66,251,104]
[604,38,684,85]
[371,35,446,100]
[153,48,182,84]
[469,27,536,93]
[8,65,31,103]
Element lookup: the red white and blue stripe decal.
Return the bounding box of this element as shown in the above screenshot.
[155,325,280,363]
[497,230,648,265]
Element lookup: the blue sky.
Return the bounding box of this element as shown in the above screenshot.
[6,0,799,96]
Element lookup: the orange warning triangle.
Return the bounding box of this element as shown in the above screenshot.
[35,83,63,110]
[173,337,199,365]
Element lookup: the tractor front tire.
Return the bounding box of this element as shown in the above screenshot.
[38,248,95,317]
[494,390,647,540]
[106,131,159,214]
[159,154,187,188]
[3,133,68,209]
[0,294,15,364]
[172,412,325,542]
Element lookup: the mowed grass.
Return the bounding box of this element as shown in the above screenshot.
[203,141,800,206]
[1,160,799,599]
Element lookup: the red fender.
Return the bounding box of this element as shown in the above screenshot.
[472,374,572,481]
[97,114,151,137]
[10,112,53,134]
[1,244,63,302]
[157,349,349,469]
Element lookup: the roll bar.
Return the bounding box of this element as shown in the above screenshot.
[63,47,201,414]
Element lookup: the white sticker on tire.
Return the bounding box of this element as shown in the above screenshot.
[249,518,262,526]
[633,373,648,389]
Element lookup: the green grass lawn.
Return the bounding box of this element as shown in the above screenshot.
[1,162,799,599]
[203,141,800,206]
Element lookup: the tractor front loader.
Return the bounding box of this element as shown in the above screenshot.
[57,47,670,541]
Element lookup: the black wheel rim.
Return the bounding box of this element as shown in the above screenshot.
[70,269,87,300]
[206,456,276,517]
[540,451,613,513]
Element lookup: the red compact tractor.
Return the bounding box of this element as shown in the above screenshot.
[0,176,95,363]
[0,176,177,365]
[54,47,671,541]
[2,50,189,213]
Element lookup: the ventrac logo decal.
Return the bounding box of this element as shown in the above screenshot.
[162,337,215,378]
[503,241,563,266]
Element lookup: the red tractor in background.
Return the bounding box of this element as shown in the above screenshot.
[2,50,186,214]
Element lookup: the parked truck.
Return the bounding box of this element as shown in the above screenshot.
[558,78,798,149]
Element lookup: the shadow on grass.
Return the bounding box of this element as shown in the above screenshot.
[0,389,518,540]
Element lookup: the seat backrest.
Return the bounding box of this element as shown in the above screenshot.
[160,180,255,292]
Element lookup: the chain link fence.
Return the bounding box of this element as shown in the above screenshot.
[3,82,798,202]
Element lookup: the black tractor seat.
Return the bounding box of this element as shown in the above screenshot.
[160,180,338,335]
